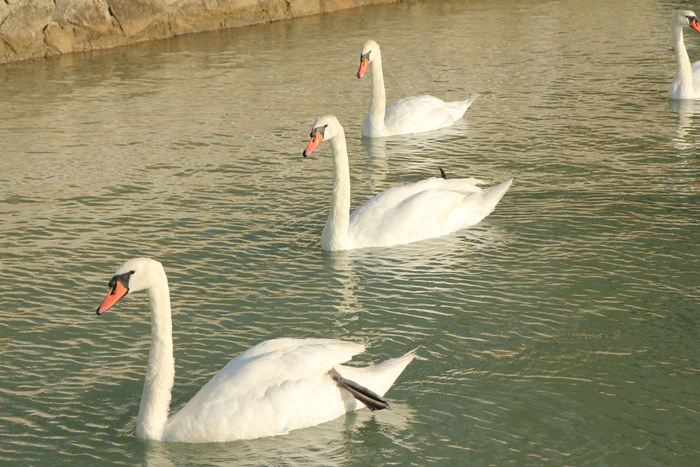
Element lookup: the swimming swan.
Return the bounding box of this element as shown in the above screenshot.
[669,10,700,99]
[302,115,512,251]
[357,39,478,137]
[95,257,415,443]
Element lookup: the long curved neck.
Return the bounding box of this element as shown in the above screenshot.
[365,55,386,135]
[673,24,694,97]
[137,276,174,441]
[322,127,351,251]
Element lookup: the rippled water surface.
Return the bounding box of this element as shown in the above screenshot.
[1,0,699,464]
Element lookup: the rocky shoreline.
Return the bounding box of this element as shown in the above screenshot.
[0,0,400,65]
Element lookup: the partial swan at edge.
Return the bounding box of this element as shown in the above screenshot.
[669,10,700,100]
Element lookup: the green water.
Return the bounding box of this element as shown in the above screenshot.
[1,0,698,464]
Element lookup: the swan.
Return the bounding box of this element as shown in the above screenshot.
[302,115,512,251]
[357,39,478,137]
[669,10,700,99]
[95,257,415,443]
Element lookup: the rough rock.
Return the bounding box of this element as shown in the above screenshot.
[0,0,54,56]
[0,0,401,64]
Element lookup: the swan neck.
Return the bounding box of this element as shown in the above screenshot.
[137,275,174,441]
[673,24,694,94]
[322,129,351,251]
[365,56,386,134]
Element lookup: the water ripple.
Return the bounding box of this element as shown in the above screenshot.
[1,0,699,464]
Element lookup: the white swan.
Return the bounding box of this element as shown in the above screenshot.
[357,40,478,137]
[96,257,415,443]
[669,10,700,99]
[302,115,512,251]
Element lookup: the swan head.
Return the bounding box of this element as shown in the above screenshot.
[96,258,166,315]
[357,40,381,78]
[672,10,700,32]
[302,115,342,156]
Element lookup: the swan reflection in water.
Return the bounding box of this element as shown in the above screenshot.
[669,98,700,151]
[143,403,417,467]
[323,222,510,331]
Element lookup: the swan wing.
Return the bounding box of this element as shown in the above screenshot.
[382,95,476,136]
[693,60,700,91]
[352,177,485,216]
[349,177,499,248]
[214,338,364,389]
[163,338,365,441]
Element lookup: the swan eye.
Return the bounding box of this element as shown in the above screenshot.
[361,51,371,62]
[311,125,328,138]
[109,270,135,294]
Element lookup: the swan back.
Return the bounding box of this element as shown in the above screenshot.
[348,177,512,249]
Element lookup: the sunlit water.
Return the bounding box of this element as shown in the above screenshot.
[1,0,699,464]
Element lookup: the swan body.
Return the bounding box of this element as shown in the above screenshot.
[357,40,478,137]
[96,258,415,443]
[303,115,512,251]
[669,10,700,99]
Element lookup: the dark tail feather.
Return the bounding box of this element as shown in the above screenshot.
[333,374,391,411]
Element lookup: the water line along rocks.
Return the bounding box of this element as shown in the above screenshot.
[0,0,400,64]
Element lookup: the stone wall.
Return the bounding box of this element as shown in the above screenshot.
[0,0,400,64]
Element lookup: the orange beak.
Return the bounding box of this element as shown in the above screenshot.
[357,56,369,78]
[303,130,324,157]
[96,281,129,315]
[691,17,700,33]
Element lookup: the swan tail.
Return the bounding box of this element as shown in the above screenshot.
[480,178,513,210]
[333,348,417,410]
[447,93,478,119]
[334,374,391,411]
[463,93,479,108]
